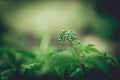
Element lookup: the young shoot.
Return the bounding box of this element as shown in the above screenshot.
[58,30,86,80]
[58,30,79,55]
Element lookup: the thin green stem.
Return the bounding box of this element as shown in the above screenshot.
[68,39,79,55]
[68,39,86,80]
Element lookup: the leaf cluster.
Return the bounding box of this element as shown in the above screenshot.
[0,30,119,80]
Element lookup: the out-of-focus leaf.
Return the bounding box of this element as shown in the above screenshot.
[22,63,40,70]
[86,44,95,48]
[104,53,119,67]
[40,50,80,74]
[69,68,81,77]
[0,68,16,80]
[54,66,65,79]
[21,63,41,75]
[16,50,36,59]
[84,54,110,73]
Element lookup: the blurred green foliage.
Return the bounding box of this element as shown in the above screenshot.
[0,30,119,80]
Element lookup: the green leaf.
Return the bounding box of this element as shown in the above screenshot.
[40,50,80,74]
[21,63,41,75]
[85,44,100,54]
[86,44,95,47]
[84,54,110,73]
[75,43,84,54]
[0,68,16,80]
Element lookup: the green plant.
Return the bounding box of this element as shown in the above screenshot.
[59,30,86,79]
[59,30,119,79]
[0,30,119,80]
[39,30,119,80]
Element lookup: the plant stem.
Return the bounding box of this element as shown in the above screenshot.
[40,33,50,54]
[81,63,86,80]
[68,39,79,55]
[68,39,86,80]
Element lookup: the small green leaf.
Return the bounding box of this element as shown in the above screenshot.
[85,44,100,54]
[86,44,95,48]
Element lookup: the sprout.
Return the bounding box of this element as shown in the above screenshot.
[58,30,77,45]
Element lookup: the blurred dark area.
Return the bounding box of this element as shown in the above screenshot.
[0,17,6,46]
[96,0,120,61]
[96,0,120,42]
